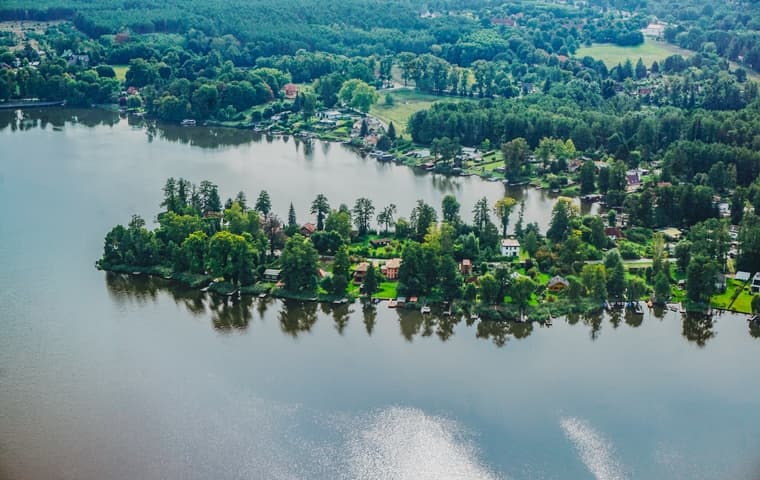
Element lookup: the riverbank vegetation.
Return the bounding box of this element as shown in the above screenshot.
[97,177,760,319]
[2,0,756,317]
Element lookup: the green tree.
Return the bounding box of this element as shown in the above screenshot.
[325,209,352,241]
[439,256,462,301]
[352,197,375,236]
[191,83,220,119]
[387,121,397,140]
[331,247,351,296]
[441,195,461,227]
[626,276,647,302]
[310,194,330,231]
[180,230,208,274]
[280,234,319,292]
[494,196,517,237]
[686,255,718,304]
[635,57,647,79]
[472,197,491,232]
[287,202,297,228]
[604,249,626,299]
[654,271,670,304]
[510,276,536,313]
[479,273,501,304]
[255,190,272,217]
[338,79,379,112]
[363,263,380,298]
[206,230,255,285]
[547,198,576,243]
[410,200,437,241]
[502,137,529,181]
[580,160,595,194]
[376,204,397,234]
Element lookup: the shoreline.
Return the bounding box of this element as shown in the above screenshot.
[98,263,611,323]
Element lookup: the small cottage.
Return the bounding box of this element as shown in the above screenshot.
[283,83,299,99]
[547,276,569,292]
[460,259,472,276]
[300,223,317,237]
[353,262,370,284]
[500,238,520,257]
[263,269,281,282]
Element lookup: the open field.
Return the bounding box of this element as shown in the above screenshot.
[112,65,129,82]
[576,39,692,68]
[370,89,471,136]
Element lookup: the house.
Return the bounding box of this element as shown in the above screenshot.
[383,258,401,280]
[547,276,569,292]
[460,259,472,276]
[626,171,641,192]
[735,271,751,282]
[353,262,369,284]
[283,83,299,99]
[500,238,520,257]
[370,238,391,248]
[300,223,317,236]
[263,268,281,282]
[658,227,682,241]
[605,227,625,242]
[752,273,760,294]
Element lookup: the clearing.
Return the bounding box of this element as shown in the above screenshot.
[370,89,470,137]
[576,39,692,68]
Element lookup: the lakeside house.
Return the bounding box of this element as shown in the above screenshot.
[383,258,401,280]
[500,238,521,257]
[605,227,625,242]
[353,262,369,284]
[264,268,281,281]
[283,83,299,99]
[752,273,760,294]
[300,223,317,236]
[735,271,751,283]
[370,238,391,248]
[460,259,472,276]
[547,276,569,292]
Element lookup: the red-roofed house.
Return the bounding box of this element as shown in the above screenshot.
[283,83,299,99]
[300,223,317,236]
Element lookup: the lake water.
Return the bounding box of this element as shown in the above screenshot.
[1,109,758,480]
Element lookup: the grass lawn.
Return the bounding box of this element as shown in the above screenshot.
[370,89,471,136]
[575,39,692,68]
[112,65,129,82]
[375,281,398,299]
[712,279,755,314]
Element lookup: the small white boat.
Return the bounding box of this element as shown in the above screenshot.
[420,306,431,314]
[258,293,267,298]
[470,313,479,320]
[388,299,398,308]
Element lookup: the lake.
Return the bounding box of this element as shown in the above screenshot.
[0,109,758,480]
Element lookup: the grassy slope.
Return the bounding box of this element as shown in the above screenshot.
[112,65,128,82]
[575,38,692,68]
[370,89,473,137]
